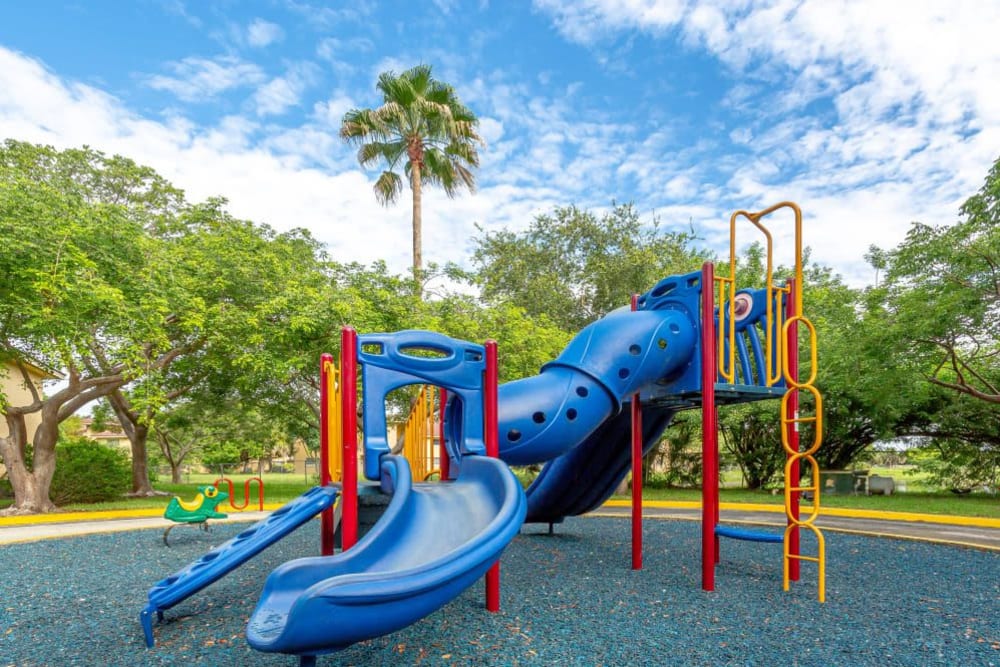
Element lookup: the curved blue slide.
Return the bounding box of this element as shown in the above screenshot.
[141,485,339,647]
[246,454,526,658]
[496,298,699,523]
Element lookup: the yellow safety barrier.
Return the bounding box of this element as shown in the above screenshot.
[402,386,440,482]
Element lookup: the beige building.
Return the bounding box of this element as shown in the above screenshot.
[1,359,60,476]
[79,417,130,454]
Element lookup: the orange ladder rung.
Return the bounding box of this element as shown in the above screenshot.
[786,553,821,563]
[783,415,818,425]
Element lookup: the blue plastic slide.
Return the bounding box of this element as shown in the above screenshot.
[496,305,696,466]
[141,485,339,647]
[493,300,699,524]
[245,454,526,658]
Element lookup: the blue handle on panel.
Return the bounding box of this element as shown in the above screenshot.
[358,330,485,390]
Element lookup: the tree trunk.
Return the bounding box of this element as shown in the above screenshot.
[155,429,186,484]
[411,160,422,288]
[0,415,58,515]
[108,390,159,496]
[127,424,159,496]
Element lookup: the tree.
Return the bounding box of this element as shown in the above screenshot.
[103,202,329,496]
[720,405,784,490]
[878,156,1000,404]
[0,141,334,512]
[0,141,184,513]
[466,203,711,331]
[340,64,482,285]
[905,392,1000,491]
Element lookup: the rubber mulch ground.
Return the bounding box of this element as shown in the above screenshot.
[1,516,997,666]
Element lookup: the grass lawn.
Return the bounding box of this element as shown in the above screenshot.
[0,473,319,513]
[4,469,997,519]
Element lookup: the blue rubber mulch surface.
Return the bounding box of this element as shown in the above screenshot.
[1,516,997,666]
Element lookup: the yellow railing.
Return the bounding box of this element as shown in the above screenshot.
[721,201,825,602]
[402,386,440,482]
[324,358,343,482]
[717,202,802,386]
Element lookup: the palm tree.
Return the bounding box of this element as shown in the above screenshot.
[340,64,482,288]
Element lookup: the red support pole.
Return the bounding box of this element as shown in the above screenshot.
[630,294,643,570]
[484,340,501,612]
[340,327,359,551]
[319,353,335,556]
[785,280,801,581]
[700,263,719,591]
[439,388,450,481]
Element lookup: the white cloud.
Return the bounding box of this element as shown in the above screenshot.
[146,55,265,101]
[431,0,457,15]
[253,62,319,117]
[533,0,1000,285]
[477,117,504,145]
[312,94,354,127]
[316,37,375,62]
[533,0,687,44]
[247,19,285,47]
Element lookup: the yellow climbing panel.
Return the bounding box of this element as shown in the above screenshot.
[720,201,826,602]
[324,358,343,482]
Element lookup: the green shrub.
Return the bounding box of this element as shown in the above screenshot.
[50,436,131,505]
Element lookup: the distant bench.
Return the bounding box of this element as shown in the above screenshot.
[866,474,895,495]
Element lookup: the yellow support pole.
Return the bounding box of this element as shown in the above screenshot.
[402,386,441,482]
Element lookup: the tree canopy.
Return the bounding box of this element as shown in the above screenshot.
[465,202,712,331]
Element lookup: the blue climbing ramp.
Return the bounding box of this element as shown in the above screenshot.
[246,454,526,659]
[141,485,339,647]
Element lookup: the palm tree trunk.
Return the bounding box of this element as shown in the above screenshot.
[411,160,422,290]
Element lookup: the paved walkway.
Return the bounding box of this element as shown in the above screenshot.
[1,501,998,550]
[0,510,273,545]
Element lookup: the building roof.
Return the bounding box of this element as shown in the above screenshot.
[2,355,64,380]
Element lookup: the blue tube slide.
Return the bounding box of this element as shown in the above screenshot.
[246,454,526,658]
[497,305,695,466]
[140,485,339,647]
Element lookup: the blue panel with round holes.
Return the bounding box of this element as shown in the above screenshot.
[357,330,486,481]
[543,307,696,402]
[634,269,705,395]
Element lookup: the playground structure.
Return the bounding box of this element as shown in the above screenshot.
[141,202,825,664]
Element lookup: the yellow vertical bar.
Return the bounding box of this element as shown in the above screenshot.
[325,361,343,482]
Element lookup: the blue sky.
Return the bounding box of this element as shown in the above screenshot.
[2,1,998,289]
